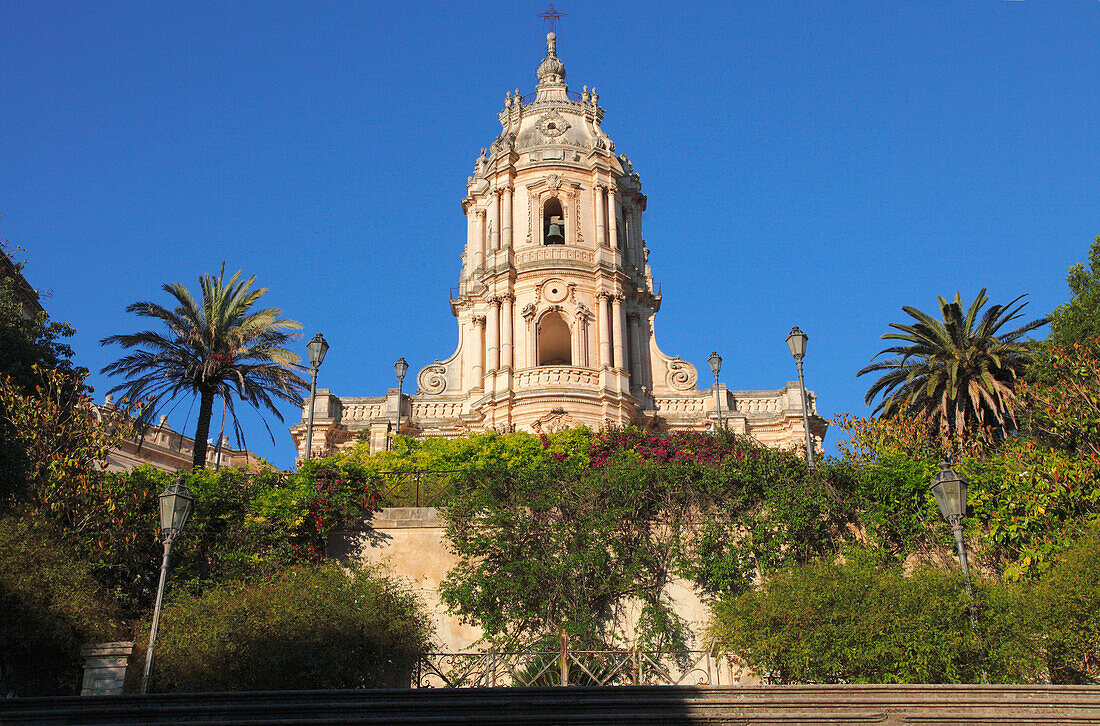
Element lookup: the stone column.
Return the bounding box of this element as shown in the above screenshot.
[612,294,625,370]
[595,183,607,247]
[500,294,514,369]
[474,209,485,270]
[576,310,590,368]
[628,312,643,383]
[608,185,619,251]
[487,297,501,373]
[597,292,611,368]
[501,186,513,251]
[523,304,537,368]
[472,314,486,387]
[489,189,500,252]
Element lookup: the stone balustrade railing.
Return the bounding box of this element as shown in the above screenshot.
[341,403,384,421]
[515,247,594,266]
[515,366,601,390]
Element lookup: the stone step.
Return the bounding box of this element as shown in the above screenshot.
[3,684,1100,725]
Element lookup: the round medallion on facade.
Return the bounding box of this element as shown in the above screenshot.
[536,110,570,139]
[542,279,569,303]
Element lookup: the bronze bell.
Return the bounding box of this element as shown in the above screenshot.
[545,218,565,245]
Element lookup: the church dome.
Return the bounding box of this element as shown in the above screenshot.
[536,32,566,84]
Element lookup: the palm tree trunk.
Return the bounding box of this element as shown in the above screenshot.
[192,387,216,469]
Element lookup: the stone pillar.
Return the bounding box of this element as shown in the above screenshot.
[474,209,485,270]
[523,304,537,368]
[576,310,590,368]
[597,292,611,368]
[595,183,607,247]
[501,186,513,250]
[629,312,643,383]
[472,315,486,386]
[500,294,514,369]
[612,294,625,370]
[489,190,500,252]
[487,297,501,373]
[608,186,619,251]
[80,642,134,696]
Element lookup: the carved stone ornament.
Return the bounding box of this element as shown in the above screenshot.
[417,364,447,395]
[472,314,487,326]
[522,303,537,318]
[666,358,698,392]
[541,279,569,303]
[546,174,562,190]
[531,409,582,434]
[536,110,570,139]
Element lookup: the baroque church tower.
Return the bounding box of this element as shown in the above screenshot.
[293,33,826,455]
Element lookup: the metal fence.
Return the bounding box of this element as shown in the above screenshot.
[416,637,719,688]
[377,470,460,508]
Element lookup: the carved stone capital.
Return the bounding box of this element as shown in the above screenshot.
[595,182,606,192]
[596,290,614,302]
[472,314,487,327]
[500,292,516,304]
[488,296,502,308]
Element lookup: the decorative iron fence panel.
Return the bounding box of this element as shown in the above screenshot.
[416,648,718,688]
[377,470,460,508]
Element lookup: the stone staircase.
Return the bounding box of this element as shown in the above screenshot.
[3,684,1100,725]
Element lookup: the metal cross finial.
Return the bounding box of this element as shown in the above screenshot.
[537,3,566,34]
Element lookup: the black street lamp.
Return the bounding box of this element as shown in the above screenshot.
[930,461,988,683]
[141,477,195,694]
[304,333,329,461]
[785,326,815,466]
[394,357,409,447]
[707,351,723,430]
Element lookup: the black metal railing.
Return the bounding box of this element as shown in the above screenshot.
[377,470,461,508]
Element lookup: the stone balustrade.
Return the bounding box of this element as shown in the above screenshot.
[515,247,594,266]
[514,366,601,390]
[340,403,384,421]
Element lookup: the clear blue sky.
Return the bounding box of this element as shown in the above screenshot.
[3,1,1095,469]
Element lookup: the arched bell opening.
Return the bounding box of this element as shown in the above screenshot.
[537,311,572,366]
[543,197,565,245]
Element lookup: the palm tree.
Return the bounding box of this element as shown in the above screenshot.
[101,265,308,469]
[858,289,1047,440]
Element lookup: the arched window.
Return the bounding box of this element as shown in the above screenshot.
[537,311,572,366]
[543,198,565,245]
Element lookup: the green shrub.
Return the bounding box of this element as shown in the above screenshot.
[710,550,1037,684]
[1029,526,1100,683]
[141,564,431,692]
[0,515,122,696]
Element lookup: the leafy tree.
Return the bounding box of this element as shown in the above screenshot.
[858,289,1046,442]
[1048,236,1100,348]
[0,366,140,509]
[101,264,308,469]
[139,564,430,692]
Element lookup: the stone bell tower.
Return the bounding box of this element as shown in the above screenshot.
[292,32,826,455]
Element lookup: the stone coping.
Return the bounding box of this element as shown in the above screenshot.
[3,684,1099,725]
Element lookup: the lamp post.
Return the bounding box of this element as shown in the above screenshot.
[930,461,988,683]
[394,357,408,448]
[141,477,194,694]
[708,351,723,430]
[785,326,815,466]
[304,333,329,461]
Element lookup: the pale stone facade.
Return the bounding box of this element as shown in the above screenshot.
[292,33,826,457]
[95,396,259,472]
